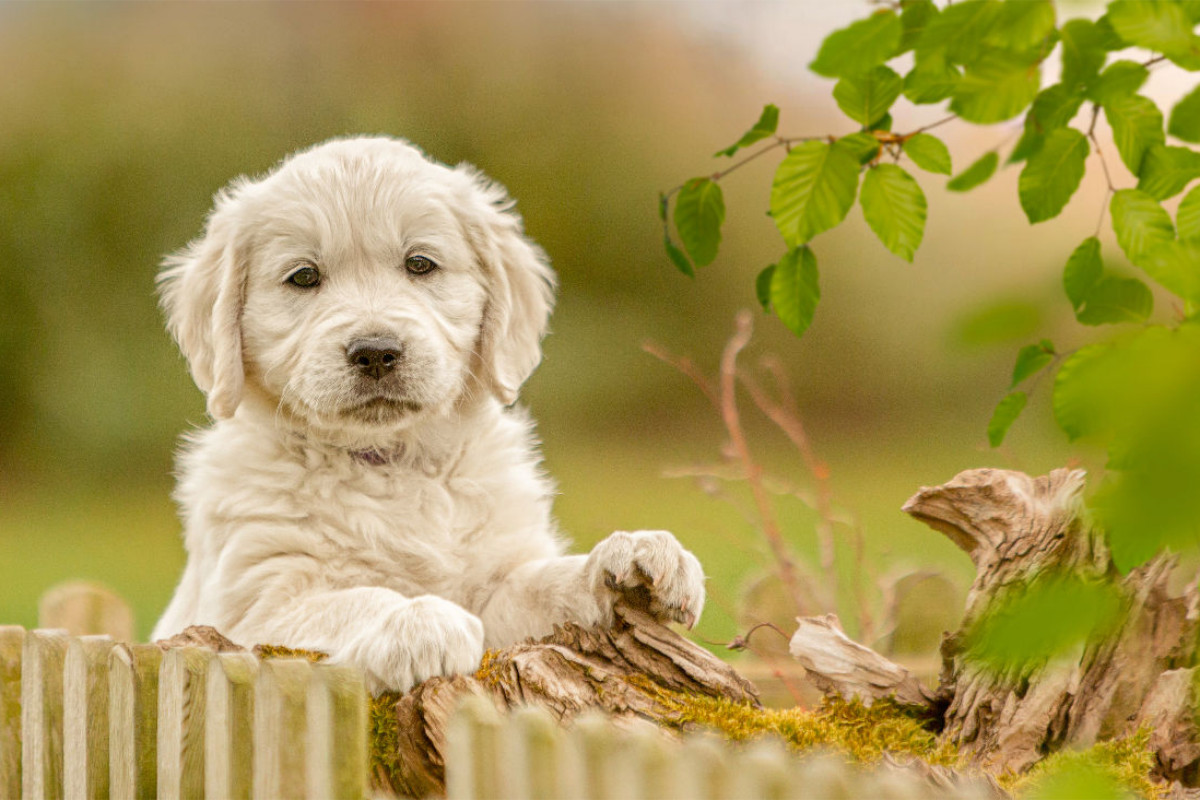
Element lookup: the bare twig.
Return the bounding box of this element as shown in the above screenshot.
[718,312,807,615]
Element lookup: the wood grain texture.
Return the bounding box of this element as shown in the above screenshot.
[108,644,162,800]
[63,635,115,799]
[205,652,259,800]
[0,626,24,800]
[157,646,213,800]
[21,628,68,800]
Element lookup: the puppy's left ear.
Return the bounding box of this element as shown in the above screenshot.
[457,166,556,405]
[157,187,249,419]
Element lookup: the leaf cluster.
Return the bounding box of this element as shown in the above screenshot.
[661,0,1200,581]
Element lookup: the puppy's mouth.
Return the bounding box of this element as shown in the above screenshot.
[340,395,424,423]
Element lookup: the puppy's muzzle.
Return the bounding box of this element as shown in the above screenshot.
[346,337,404,381]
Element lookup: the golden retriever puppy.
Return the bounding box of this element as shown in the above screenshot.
[151,137,705,692]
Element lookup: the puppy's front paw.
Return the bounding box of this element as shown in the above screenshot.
[348,595,485,693]
[585,530,705,628]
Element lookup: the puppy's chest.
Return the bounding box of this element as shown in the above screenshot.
[301,465,501,588]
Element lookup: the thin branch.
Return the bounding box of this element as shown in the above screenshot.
[718,311,807,615]
[642,341,718,407]
[910,114,958,136]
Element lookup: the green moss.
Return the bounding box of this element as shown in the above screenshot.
[1004,729,1161,800]
[252,643,328,662]
[652,689,956,767]
[370,691,405,790]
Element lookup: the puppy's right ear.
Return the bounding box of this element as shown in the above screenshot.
[157,188,248,420]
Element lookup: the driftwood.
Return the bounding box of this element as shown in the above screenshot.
[377,602,759,797]
[788,467,1200,788]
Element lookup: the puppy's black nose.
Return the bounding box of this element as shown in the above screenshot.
[346,337,403,380]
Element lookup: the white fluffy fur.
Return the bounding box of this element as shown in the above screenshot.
[152,136,705,693]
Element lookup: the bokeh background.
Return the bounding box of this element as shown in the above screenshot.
[0,1,1174,677]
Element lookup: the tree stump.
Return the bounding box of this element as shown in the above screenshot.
[790,467,1200,788]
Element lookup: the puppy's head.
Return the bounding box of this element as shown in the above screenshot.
[158,136,555,439]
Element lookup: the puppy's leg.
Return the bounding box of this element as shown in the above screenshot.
[479,530,706,646]
[231,584,485,694]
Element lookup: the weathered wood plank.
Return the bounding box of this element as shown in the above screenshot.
[108,644,161,800]
[22,628,69,800]
[305,664,366,800]
[507,705,560,800]
[253,659,312,799]
[64,635,115,799]
[157,646,213,800]
[0,626,25,800]
[39,583,133,642]
[204,652,258,800]
[445,694,503,800]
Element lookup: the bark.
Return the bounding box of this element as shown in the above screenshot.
[377,602,759,798]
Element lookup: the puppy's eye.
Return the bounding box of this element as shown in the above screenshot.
[286,265,321,288]
[405,255,437,275]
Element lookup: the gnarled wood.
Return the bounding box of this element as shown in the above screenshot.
[376,603,759,798]
[900,467,1200,780]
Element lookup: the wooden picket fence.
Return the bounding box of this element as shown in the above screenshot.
[0,584,993,799]
[444,695,994,800]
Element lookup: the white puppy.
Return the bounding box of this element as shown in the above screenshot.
[151,136,705,693]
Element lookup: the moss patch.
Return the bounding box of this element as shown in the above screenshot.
[653,689,956,767]
[252,643,328,662]
[1003,729,1161,800]
[370,691,405,790]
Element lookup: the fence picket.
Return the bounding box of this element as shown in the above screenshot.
[0,626,24,799]
[108,643,161,800]
[64,635,115,799]
[204,652,259,800]
[507,705,559,800]
[736,739,790,800]
[252,659,312,799]
[445,693,504,800]
[22,629,69,800]
[305,663,366,800]
[157,646,213,800]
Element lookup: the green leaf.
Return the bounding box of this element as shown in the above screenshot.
[755,265,775,311]
[947,151,999,192]
[1076,276,1154,326]
[770,140,860,246]
[1107,0,1194,58]
[810,11,902,79]
[769,246,820,337]
[1011,340,1056,388]
[838,132,881,165]
[1060,18,1107,90]
[902,133,952,175]
[673,178,725,267]
[1111,188,1175,264]
[1168,85,1200,143]
[897,0,938,55]
[1009,84,1086,163]
[1086,60,1148,106]
[1018,127,1089,224]
[1053,342,1115,439]
[714,104,780,158]
[1063,237,1103,311]
[950,51,1042,124]
[663,236,694,277]
[1095,14,1130,48]
[1177,184,1200,241]
[917,0,1002,65]
[1104,94,1165,174]
[902,56,962,104]
[860,164,927,262]
[986,0,1056,53]
[1137,240,1200,302]
[1137,144,1200,201]
[988,391,1028,447]
[966,573,1122,668]
[833,66,903,127]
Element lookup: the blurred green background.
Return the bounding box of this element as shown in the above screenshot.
[0,1,1134,660]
